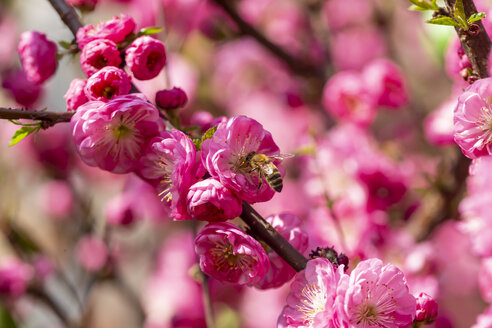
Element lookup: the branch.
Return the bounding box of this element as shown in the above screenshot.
[0,108,73,126]
[46,0,83,37]
[210,0,324,80]
[240,202,308,272]
[444,0,491,78]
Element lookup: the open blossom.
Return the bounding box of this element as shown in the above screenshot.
[454,77,492,159]
[80,39,122,77]
[344,258,416,328]
[2,69,41,107]
[0,258,33,299]
[472,306,492,328]
[256,212,308,289]
[85,66,131,101]
[71,94,161,173]
[186,178,242,222]
[195,222,269,285]
[363,59,409,109]
[201,115,282,203]
[278,258,349,328]
[425,97,456,146]
[138,129,204,221]
[322,71,377,127]
[76,14,136,49]
[17,31,57,84]
[155,87,188,109]
[64,78,88,111]
[125,36,166,80]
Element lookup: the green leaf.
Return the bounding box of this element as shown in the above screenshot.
[193,126,218,151]
[408,4,427,11]
[138,27,163,36]
[426,16,461,27]
[192,138,202,151]
[8,126,38,147]
[58,40,72,49]
[468,12,486,23]
[454,0,468,28]
[0,304,18,328]
[408,0,433,10]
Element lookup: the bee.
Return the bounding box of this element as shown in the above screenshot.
[240,152,294,192]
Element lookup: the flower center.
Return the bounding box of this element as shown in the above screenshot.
[209,240,253,271]
[295,283,326,325]
[355,302,381,326]
[113,124,132,140]
[103,86,115,99]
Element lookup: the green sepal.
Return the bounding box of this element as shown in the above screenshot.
[137,27,163,36]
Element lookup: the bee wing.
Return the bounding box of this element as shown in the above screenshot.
[269,153,295,161]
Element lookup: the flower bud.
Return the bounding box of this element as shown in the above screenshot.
[76,236,108,271]
[125,36,166,80]
[76,14,136,50]
[0,258,33,299]
[66,0,98,11]
[64,78,88,111]
[105,194,136,226]
[155,87,188,110]
[415,292,438,324]
[2,69,41,107]
[17,31,57,84]
[80,39,122,77]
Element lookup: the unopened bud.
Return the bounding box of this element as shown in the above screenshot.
[155,87,188,110]
[415,292,438,324]
[468,23,480,36]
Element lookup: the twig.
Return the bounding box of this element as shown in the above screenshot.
[444,0,491,78]
[0,108,73,125]
[210,0,323,80]
[46,0,83,37]
[240,202,308,272]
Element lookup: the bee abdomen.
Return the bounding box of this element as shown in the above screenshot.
[267,172,283,192]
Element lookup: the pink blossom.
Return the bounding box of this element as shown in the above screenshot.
[64,78,88,111]
[76,14,136,49]
[138,129,204,221]
[363,59,409,109]
[105,193,136,226]
[76,236,108,271]
[278,258,349,327]
[194,222,269,285]
[201,115,282,203]
[472,306,492,328]
[0,258,33,299]
[33,256,55,282]
[71,94,162,173]
[2,69,42,107]
[322,71,377,127]
[38,180,74,219]
[186,178,242,222]
[80,39,122,77]
[85,66,132,101]
[453,77,492,159]
[344,258,416,327]
[155,87,187,110]
[415,292,438,324]
[125,36,166,80]
[425,97,456,146]
[256,212,308,289]
[17,31,57,84]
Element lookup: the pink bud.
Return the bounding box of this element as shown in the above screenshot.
[80,39,122,77]
[105,194,136,226]
[2,69,42,108]
[76,236,108,271]
[76,14,136,50]
[17,31,57,84]
[415,292,438,324]
[84,66,131,101]
[125,36,166,80]
[38,180,74,220]
[0,258,33,299]
[66,0,98,11]
[64,78,88,111]
[155,87,188,110]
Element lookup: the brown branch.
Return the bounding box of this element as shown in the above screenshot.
[0,107,73,126]
[240,202,308,272]
[210,0,324,80]
[444,0,491,78]
[46,0,83,37]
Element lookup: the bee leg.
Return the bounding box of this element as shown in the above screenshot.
[257,172,263,192]
[249,167,259,173]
